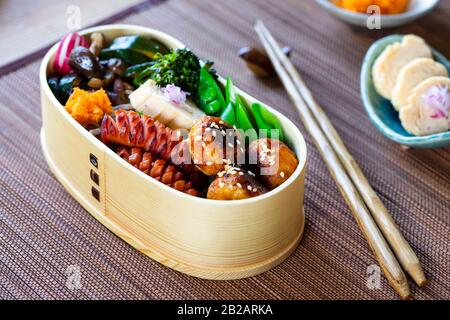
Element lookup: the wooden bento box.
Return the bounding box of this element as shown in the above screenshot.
[39,24,308,280]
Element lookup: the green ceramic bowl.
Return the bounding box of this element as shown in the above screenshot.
[361,35,450,148]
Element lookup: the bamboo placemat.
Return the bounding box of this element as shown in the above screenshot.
[0,0,448,300]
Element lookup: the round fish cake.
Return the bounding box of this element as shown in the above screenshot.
[392,58,448,111]
[372,35,432,100]
[400,77,450,136]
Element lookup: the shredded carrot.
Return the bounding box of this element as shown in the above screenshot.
[333,0,409,15]
[65,88,112,127]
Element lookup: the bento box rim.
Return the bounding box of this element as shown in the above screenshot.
[40,24,307,205]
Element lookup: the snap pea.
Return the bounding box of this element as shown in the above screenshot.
[251,102,285,141]
[224,82,257,133]
[235,95,255,132]
[199,67,226,114]
[219,77,238,126]
[225,77,237,106]
[204,100,222,114]
[220,102,237,126]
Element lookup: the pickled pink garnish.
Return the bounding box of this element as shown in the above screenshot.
[54,32,88,75]
[161,84,189,105]
[423,85,450,119]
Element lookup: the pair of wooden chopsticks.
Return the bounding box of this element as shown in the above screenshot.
[254,20,425,299]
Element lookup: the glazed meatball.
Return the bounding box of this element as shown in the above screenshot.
[189,116,241,176]
[248,138,298,190]
[207,165,267,200]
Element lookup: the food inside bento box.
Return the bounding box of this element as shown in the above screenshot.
[47,32,298,199]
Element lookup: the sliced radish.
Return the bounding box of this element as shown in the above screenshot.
[54,32,89,75]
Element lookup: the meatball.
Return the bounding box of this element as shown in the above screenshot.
[248,138,298,190]
[207,165,267,200]
[189,116,241,176]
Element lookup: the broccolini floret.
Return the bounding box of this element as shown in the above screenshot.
[133,48,202,103]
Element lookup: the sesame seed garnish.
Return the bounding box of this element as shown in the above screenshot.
[212,130,216,137]
[219,120,224,124]
[202,142,207,148]
[206,161,213,165]
[219,181,225,188]
[228,143,233,148]
[280,171,285,178]
[205,127,211,132]
[253,188,258,192]
[247,185,252,191]
[194,159,200,164]
[248,170,255,176]
[240,147,244,153]
[237,183,242,188]
[221,130,226,136]
[236,140,241,145]
[239,172,244,176]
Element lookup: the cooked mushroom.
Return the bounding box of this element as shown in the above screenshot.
[113,77,124,94]
[87,70,115,89]
[87,77,102,89]
[248,138,298,190]
[113,78,126,102]
[106,90,129,106]
[238,46,291,77]
[89,32,105,57]
[69,46,104,78]
[107,58,125,76]
[207,165,267,200]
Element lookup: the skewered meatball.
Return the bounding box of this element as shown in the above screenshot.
[207,165,267,200]
[248,138,298,190]
[189,116,241,176]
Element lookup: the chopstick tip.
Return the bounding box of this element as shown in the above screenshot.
[414,274,427,288]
